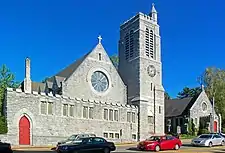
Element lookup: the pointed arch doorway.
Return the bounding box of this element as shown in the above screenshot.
[19,115,30,145]
[214,121,218,133]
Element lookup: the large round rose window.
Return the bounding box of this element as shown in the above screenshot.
[91,71,109,92]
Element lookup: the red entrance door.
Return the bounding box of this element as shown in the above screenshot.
[214,121,217,133]
[19,116,30,145]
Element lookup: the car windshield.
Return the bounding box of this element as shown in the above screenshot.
[67,135,78,141]
[146,136,161,141]
[199,134,212,139]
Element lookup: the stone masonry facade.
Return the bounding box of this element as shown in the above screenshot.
[4,88,138,145]
[0,4,165,146]
[189,90,220,132]
[118,8,165,140]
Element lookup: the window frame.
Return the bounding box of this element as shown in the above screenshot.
[62,104,68,116]
[40,101,47,115]
[148,116,154,124]
[132,112,135,123]
[89,107,94,119]
[127,112,131,122]
[83,106,88,118]
[109,109,113,121]
[159,106,162,114]
[103,109,108,120]
[114,110,119,121]
[103,133,108,138]
[47,102,53,115]
[69,105,74,117]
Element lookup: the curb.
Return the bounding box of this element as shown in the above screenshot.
[12,146,54,150]
[12,143,137,150]
[115,143,137,146]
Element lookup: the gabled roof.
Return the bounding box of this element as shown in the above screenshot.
[55,52,90,79]
[46,52,91,84]
[165,93,200,118]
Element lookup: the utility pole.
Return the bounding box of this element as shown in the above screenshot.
[212,96,215,132]
[153,86,156,134]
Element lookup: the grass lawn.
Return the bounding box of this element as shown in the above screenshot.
[180,135,196,139]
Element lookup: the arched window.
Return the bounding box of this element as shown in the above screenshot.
[129,30,134,58]
[149,30,154,58]
[145,28,150,57]
[125,33,129,60]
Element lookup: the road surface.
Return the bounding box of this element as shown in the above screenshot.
[13,144,225,153]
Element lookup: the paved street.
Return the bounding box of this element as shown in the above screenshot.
[13,144,225,153]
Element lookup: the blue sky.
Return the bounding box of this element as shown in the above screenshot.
[0,0,224,98]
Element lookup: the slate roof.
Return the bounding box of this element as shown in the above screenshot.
[165,93,201,118]
[46,52,91,84]
[56,52,90,79]
[31,82,46,93]
[20,81,46,92]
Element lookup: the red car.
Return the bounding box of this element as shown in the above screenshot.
[137,135,182,152]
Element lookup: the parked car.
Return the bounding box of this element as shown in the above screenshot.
[191,134,225,147]
[0,140,13,153]
[56,137,116,153]
[219,133,225,138]
[57,133,96,146]
[137,135,182,152]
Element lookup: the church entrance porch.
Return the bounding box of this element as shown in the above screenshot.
[19,115,30,145]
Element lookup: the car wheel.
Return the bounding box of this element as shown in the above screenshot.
[103,147,110,153]
[208,142,213,147]
[221,141,225,146]
[174,144,179,150]
[155,145,160,152]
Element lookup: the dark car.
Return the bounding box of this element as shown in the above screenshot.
[56,137,116,153]
[0,141,13,153]
[57,133,96,146]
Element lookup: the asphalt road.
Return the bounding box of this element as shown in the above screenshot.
[12,144,225,153]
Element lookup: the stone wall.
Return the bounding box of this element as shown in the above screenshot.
[0,134,8,142]
[4,88,138,146]
[62,43,127,105]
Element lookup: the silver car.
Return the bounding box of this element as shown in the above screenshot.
[191,134,225,147]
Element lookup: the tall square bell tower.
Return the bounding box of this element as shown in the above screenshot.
[118,4,165,140]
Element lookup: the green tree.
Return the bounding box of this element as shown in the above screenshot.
[165,92,171,99]
[0,64,19,89]
[177,87,201,99]
[200,67,225,127]
[42,77,49,83]
[110,54,119,69]
[0,64,19,133]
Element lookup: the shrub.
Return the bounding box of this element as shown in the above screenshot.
[198,128,209,135]
[222,128,225,133]
[0,116,7,134]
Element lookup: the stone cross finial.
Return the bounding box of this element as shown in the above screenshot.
[98,35,102,44]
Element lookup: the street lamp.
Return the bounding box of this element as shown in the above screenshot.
[153,85,156,134]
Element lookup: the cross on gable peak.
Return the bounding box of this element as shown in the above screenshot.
[98,35,102,44]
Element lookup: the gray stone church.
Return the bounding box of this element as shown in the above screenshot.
[0,4,165,146]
